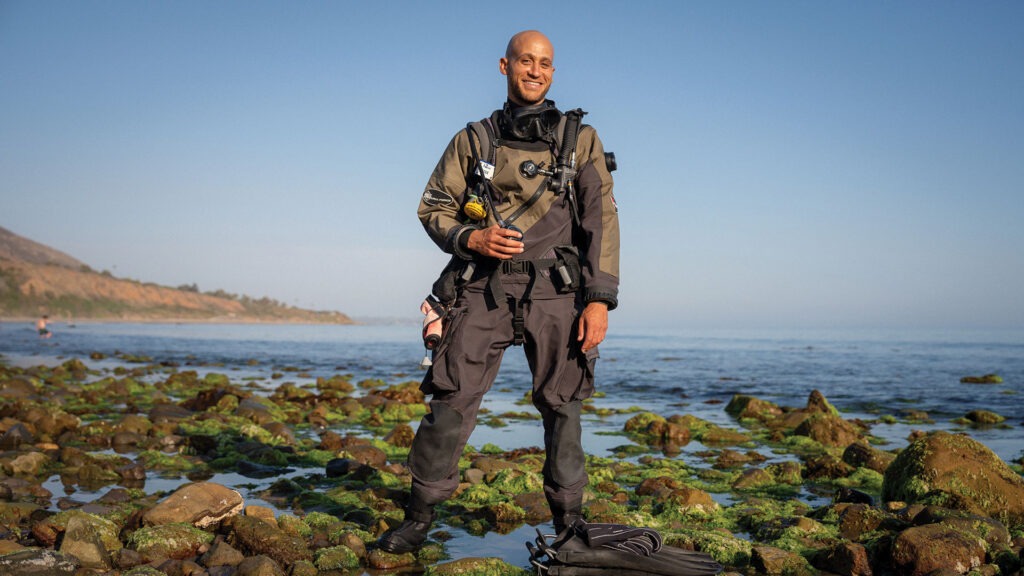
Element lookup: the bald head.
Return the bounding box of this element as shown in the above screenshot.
[505,30,553,60]
[500,30,555,106]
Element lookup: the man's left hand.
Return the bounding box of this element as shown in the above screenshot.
[577,301,609,352]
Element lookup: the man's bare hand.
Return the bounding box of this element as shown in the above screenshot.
[577,301,608,352]
[468,225,524,259]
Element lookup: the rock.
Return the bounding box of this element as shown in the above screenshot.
[236,398,275,425]
[960,374,1002,384]
[882,431,1024,528]
[325,458,373,480]
[314,545,360,570]
[751,544,815,576]
[236,554,286,576]
[262,422,296,445]
[837,504,903,540]
[116,414,152,435]
[806,389,839,415]
[794,413,862,448]
[513,492,552,522]
[733,468,775,490]
[812,541,873,576]
[245,505,277,526]
[914,506,1011,548]
[666,487,719,513]
[229,515,313,566]
[341,443,387,469]
[427,557,531,575]
[200,538,246,567]
[128,522,215,562]
[115,463,146,485]
[0,377,37,399]
[112,548,144,570]
[7,451,50,476]
[842,442,895,474]
[60,514,113,569]
[891,523,985,576]
[0,540,25,554]
[964,410,1005,425]
[31,510,122,552]
[725,394,783,423]
[0,549,81,575]
[833,487,875,505]
[0,422,35,448]
[148,403,193,423]
[384,423,415,447]
[366,548,416,570]
[143,482,244,528]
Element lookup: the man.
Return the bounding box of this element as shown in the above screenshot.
[36,315,52,339]
[379,30,619,554]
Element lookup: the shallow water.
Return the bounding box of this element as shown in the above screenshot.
[2,321,1022,571]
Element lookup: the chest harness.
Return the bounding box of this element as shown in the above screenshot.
[464,107,586,345]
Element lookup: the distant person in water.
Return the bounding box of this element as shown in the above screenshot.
[36,315,52,339]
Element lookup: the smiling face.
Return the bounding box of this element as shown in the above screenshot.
[499,30,555,106]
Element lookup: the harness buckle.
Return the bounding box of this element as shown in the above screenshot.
[501,260,531,275]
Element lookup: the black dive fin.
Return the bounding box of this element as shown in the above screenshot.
[526,521,722,576]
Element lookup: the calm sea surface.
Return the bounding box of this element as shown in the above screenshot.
[1,321,1021,569]
[2,321,1021,460]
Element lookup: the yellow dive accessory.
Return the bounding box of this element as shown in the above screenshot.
[463,194,487,220]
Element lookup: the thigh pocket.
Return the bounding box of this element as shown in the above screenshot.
[421,305,467,394]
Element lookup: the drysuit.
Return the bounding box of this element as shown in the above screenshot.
[410,101,619,526]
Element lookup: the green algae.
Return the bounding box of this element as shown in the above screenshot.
[314,544,360,570]
[137,449,206,474]
[664,529,752,567]
[425,557,530,575]
[127,522,214,559]
[488,468,544,495]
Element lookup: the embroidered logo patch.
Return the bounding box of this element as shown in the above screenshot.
[422,189,455,207]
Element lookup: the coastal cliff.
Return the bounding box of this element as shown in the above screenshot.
[0,226,352,324]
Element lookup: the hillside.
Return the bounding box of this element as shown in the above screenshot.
[0,226,353,324]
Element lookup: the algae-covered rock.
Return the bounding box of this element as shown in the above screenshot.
[726,394,783,423]
[230,515,313,566]
[842,441,895,474]
[0,548,80,575]
[665,530,751,567]
[128,522,214,562]
[60,514,114,569]
[960,374,1002,384]
[314,544,360,570]
[891,523,985,576]
[751,544,815,576]
[426,557,531,575]
[881,431,1024,529]
[793,413,862,448]
[962,410,1005,425]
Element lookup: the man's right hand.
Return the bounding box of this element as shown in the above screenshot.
[468,225,524,259]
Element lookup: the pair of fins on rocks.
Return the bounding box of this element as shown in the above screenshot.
[527,519,723,576]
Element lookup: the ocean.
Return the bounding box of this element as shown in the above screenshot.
[1,320,1021,568]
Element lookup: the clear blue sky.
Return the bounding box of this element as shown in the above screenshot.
[2,1,1021,329]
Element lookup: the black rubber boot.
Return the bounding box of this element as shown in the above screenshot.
[377,501,434,554]
[552,509,583,535]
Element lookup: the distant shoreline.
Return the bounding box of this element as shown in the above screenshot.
[0,316,360,326]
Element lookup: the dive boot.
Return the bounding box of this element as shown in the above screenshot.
[377,519,431,554]
[377,502,433,554]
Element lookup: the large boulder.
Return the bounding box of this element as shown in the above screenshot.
[882,432,1024,529]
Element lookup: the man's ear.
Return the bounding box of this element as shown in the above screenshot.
[499,57,509,76]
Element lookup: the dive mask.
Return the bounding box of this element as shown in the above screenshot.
[502,100,562,142]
